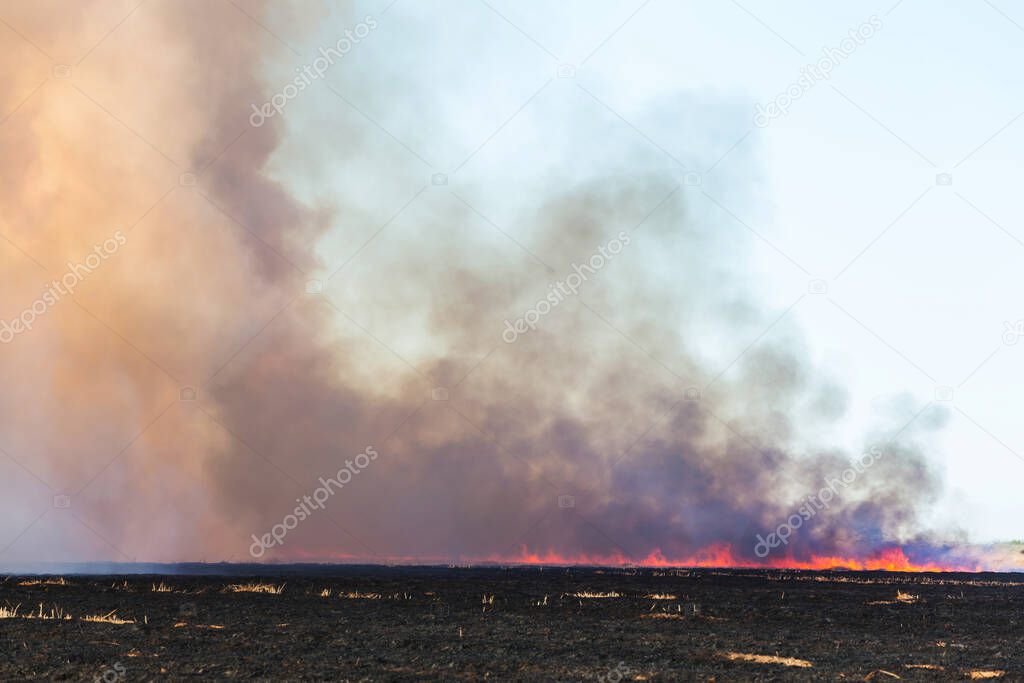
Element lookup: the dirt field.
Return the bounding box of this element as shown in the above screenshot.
[0,565,1021,680]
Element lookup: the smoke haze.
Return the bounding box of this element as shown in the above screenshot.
[0,1,1007,569]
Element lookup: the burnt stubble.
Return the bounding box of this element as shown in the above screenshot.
[0,566,1020,681]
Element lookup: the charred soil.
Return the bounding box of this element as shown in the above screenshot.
[0,566,1020,680]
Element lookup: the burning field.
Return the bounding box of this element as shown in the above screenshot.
[3,1,1024,679]
[2,565,1023,680]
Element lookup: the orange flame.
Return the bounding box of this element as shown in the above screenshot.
[483,544,983,572]
[276,542,1024,572]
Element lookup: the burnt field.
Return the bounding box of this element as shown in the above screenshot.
[0,565,1021,681]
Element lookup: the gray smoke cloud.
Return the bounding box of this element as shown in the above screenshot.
[0,0,964,568]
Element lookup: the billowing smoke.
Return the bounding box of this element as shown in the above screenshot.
[0,1,995,568]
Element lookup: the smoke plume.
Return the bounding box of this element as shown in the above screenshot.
[0,1,1002,569]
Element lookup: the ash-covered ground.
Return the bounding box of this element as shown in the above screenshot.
[0,565,1021,681]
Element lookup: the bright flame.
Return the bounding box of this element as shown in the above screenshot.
[483,544,988,572]
[269,543,1024,573]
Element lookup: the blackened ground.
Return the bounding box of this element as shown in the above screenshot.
[0,566,1021,681]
